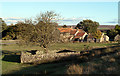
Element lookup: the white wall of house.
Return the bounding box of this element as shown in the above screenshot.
[82,32,88,40]
[114,34,120,41]
[104,35,109,42]
[100,33,104,42]
[74,30,79,36]
[100,33,109,42]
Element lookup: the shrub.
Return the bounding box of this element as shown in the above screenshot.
[67,64,90,74]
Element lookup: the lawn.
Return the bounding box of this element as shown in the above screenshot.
[1,41,120,75]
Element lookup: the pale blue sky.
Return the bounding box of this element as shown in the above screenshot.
[1,0,120,2]
[1,2,118,25]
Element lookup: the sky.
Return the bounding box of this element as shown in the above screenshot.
[0,1,119,25]
[1,0,120,2]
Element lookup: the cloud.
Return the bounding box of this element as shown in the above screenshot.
[3,17,24,20]
[58,17,82,22]
[3,16,91,25]
[105,19,118,24]
[57,17,91,25]
[2,17,25,25]
[107,21,117,23]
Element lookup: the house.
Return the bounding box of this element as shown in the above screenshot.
[114,34,120,41]
[86,34,95,42]
[104,35,109,42]
[100,33,109,42]
[57,28,87,42]
[72,30,87,42]
[86,33,109,43]
[58,27,110,43]
[57,28,73,42]
[100,33,104,42]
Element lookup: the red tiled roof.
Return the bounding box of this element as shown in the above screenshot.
[78,29,85,33]
[76,32,85,37]
[57,28,73,33]
[58,28,85,33]
[70,30,77,35]
[58,28,86,39]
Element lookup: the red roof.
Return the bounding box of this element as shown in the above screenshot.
[76,32,85,37]
[70,30,77,35]
[78,29,85,33]
[58,28,86,39]
[58,28,85,33]
[57,28,73,33]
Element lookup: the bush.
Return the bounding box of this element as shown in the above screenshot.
[2,25,18,40]
[67,64,90,74]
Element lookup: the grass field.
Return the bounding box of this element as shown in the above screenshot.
[2,41,118,52]
[1,41,120,75]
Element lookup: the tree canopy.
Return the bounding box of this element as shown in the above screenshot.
[115,25,120,34]
[106,24,120,40]
[62,25,67,28]
[75,19,100,39]
[93,30,102,39]
[2,25,18,40]
[17,11,60,48]
[0,18,7,32]
[75,19,99,33]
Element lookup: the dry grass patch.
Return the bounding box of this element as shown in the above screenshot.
[67,64,91,74]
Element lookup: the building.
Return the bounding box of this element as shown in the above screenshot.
[86,34,95,42]
[58,26,110,43]
[114,34,120,41]
[57,28,87,42]
[100,33,109,42]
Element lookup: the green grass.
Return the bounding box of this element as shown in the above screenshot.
[98,28,110,30]
[2,60,31,74]
[1,41,120,75]
[2,40,118,52]
[2,44,43,52]
[48,42,118,51]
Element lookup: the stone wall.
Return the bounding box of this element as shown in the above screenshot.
[21,50,80,63]
[21,45,120,64]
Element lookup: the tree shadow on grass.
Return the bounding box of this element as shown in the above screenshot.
[56,49,76,53]
[2,55,20,63]
[2,50,21,63]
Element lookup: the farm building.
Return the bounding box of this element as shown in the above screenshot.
[57,28,87,42]
[99,33,109,42]
[57,26,110,43]
[86,33,109,43]
[114,34,120,41]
